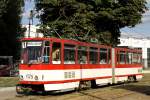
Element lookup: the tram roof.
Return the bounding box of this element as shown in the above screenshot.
[21,37,142,52]
[21,37,111,48]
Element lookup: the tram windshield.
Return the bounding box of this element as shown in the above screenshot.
[21,41,43,64]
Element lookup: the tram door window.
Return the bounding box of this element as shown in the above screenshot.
[99,48,107,64]
[137,53,142,64]
[78,46,87,64]
[89,47,98,64]
[64,44,76,64]
[43,41,50,63]
[52,42,61,64]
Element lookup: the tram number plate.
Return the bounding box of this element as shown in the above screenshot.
[64,71,75,79]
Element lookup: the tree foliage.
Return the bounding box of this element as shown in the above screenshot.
[0,0,24,60]
[35,0,147,46]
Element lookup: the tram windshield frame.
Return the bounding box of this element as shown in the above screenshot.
[21,41,44,64]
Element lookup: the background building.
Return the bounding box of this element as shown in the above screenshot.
[22,25,43,38]
[119,33,150,69]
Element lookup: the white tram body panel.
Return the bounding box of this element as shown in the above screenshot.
[114,68,143,82]
[19,68,113,91]
[19,67,142,91]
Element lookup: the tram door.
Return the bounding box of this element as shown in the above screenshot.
[52,42,61,64]
[78,46,88,79]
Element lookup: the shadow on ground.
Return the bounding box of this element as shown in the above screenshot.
[17,89,76,97]
[114,84,150,95]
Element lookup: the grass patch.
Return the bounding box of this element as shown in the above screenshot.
[0,77,19,87]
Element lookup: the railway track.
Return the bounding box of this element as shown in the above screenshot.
[76,78,150,100]
[13,74,150,100]
[16,79,150,100]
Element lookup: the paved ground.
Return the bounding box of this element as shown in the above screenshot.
[0,73,150,100]
[0,87,16,100]
[143,69,150,73]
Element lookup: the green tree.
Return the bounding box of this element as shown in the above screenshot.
[35,0,147,46]
[0,0,24,60]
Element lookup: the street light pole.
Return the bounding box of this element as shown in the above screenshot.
[28,10,34,38]
[28,17,31,38]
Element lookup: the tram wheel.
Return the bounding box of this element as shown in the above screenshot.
[91,80,97,88]
[78,80,92,90]
[128,76,137,82]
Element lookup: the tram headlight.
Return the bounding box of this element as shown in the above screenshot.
[26,74,33,79]
[34,75,38,80]
[19,75,24,80]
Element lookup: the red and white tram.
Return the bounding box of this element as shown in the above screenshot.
[17,37,143,93]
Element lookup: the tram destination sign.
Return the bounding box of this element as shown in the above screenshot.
[22,41,42,48]
[27,41,42,46]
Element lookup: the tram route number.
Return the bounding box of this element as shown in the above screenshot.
[64,71,75,79]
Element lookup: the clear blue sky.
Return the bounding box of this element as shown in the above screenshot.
[22,0,150,37]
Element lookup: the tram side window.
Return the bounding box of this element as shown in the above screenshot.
[132,52,141,64]
[78,46,87,64]
[99,48,107,64]
[64,44,75,64]
[52,42,61,64]
[119,51,125,64]
[43,41,50,63]
[89,47,98,64]
[126,52,132,64]
[132,53,137,64]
